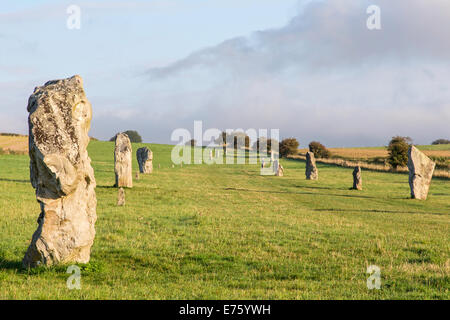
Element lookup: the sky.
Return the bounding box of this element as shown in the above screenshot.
[1,0,449,147]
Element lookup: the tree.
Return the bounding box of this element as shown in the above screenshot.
[253,138,279,154]
[186,139,196,147]
[217,131,250,150]
[233,134,250,150]
[110,130,143,143]
[432,139,450,145]
[280,138,299,158]
[387,136,410,169]
[309,141,331,158]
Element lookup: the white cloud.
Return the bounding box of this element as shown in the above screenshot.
[140,0,450,146]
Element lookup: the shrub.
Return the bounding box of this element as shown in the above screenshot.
[432,139,450,145]
[217,132,250,150]
[387,136,410,169]
[253,138,279,154]
[186,139,196,147]
[123,130,142,143]
[0,133,25,137]
[109,130,143,143]
[280,138,299,158]
[309,141,331,158]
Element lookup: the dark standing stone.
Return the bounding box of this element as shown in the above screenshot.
[352,166,362,190]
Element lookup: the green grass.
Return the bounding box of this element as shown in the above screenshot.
[415,144,450,151]
[0,140,448,299]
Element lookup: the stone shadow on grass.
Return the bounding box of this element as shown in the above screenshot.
[223,187,376,199]
[0,259,23,271]
[312,208,448,216]
[0,178,29,184]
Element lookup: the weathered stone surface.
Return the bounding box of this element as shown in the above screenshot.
[23,75,97,267]
[136,147,153,174]
[117,187,125,206]
[352,166,362,190]
[114,133,133,188]
[408,146,435,200]
[305,152,318,180]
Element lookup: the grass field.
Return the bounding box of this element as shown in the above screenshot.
[0,140,449,299]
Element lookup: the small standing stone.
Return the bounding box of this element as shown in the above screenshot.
[114,133,133,188]
[274,160,284,177]
[117,187,125,206]
[408,146,435,200]
[136,147,153,174]
[352,166,362,190]
[305,152,318,180]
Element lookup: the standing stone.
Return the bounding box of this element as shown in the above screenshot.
[117,187,125,206]
[114,133,133,188]
[352,166,362,190]
[305,152,318,180]
[23,75,97,267]
[209,150,213,161]
[274,160,284,177]
[136,147,153,174]
[408,146,435,200]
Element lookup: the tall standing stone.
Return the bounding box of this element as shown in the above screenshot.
[408,146,435,200]
[136,147,153,174]
[352,166,362,190]
[23,75,97,267]
[114,133,133,188]
[305,152,318,180]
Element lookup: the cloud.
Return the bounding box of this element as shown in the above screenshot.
[142,0,450,146]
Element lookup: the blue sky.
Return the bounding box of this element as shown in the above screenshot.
[1,0,449,146]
